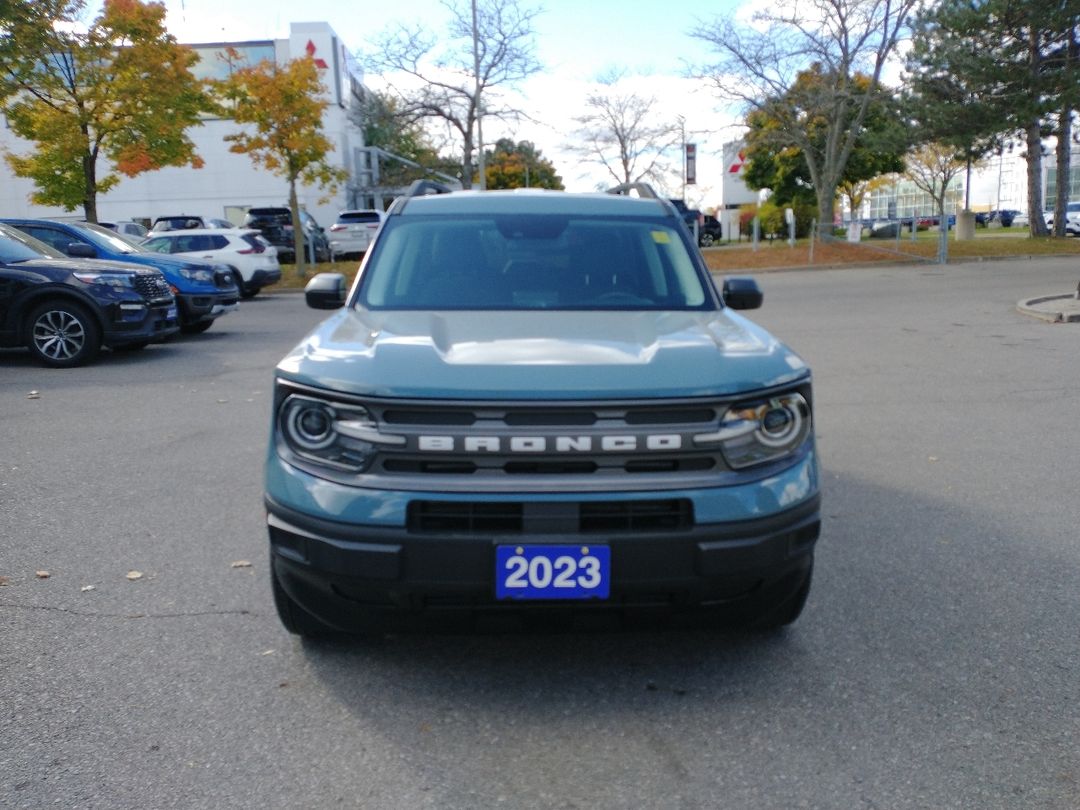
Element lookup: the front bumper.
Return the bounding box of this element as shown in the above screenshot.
[102,296,180,345]
[175,291,240,325]
[266,455,820,632]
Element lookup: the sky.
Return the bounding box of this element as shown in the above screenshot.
[88,0,751,201]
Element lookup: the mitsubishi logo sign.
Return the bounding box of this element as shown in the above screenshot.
[305,40,329,69]
[728,150,747,174]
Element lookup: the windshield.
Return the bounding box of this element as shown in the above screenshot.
[74,222,145,254]
[0,224,65,261]
[357,214,714,311]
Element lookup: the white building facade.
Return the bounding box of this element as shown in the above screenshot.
[716,141,760,239]
[0,22,367,230]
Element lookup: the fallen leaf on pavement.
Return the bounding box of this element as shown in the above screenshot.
[0,575,11,586]
[230,560,252,568]
[35,570,50,579]
[27,390,40,400]
[81,584,95,592]
[126,570,144,581]
[260,649,275,656]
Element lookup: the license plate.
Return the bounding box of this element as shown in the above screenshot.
[496,544,610,600]
[166,305,178,320]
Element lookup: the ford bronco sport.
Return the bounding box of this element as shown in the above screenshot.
[265,182,820,636]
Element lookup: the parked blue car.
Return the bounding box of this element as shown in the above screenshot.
[0,222,178,366]
[1,219,239,334]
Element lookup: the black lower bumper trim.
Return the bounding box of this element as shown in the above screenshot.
[266,494,820,632]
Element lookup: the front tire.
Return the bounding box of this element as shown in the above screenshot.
[25,300,101,367]
[271,556,339,638]
[230,268,256,300]
[747,560,813,631]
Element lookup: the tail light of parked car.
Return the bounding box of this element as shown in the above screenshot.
[238,235,266,254]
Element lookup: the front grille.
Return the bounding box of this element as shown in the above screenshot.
[367,399,727,480]
[276,381,812,494]
[408,499,692,534]
[133,273,171,300]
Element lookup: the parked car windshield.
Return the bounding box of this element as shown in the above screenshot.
[358,214,713,311]
[0,224,66,261]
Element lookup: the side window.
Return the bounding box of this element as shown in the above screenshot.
[176,235,207,252]
[22,227,72,253]
[209,235,228,250]
[143,238,173,254]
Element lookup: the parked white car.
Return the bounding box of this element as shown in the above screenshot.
[1044,201,1080,235]
[327,209,384,258]
[141,228,282,298]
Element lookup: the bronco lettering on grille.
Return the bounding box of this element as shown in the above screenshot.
[416,435,683,452]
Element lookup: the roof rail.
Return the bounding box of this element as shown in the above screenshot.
[606,182,661,200]
[405,179,454,198]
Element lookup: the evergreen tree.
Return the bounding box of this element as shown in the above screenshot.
[905,0,1080,235]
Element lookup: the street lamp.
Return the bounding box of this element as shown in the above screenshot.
[472,0,486,190]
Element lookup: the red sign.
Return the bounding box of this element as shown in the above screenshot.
[305,40,328,69]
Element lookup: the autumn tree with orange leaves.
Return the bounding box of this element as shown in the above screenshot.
[0,0,210,222]
[214,52,347,276]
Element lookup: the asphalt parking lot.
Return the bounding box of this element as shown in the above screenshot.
[2,258,1079,809]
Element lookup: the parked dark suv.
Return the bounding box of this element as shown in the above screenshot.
[1,219,239,334]
[0,223,178,366]
[241,207,330,263]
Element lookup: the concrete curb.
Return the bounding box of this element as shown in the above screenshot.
[1017,293,1080,323]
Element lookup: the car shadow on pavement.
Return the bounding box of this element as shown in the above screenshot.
[284,470,1080,806]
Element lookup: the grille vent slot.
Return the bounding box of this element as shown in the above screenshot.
[408,499,692,534]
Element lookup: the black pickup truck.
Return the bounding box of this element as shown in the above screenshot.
[668,199,722,246]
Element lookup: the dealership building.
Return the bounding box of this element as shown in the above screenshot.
[0,22,387,230]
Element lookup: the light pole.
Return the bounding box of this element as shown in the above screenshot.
[472,0,486,190]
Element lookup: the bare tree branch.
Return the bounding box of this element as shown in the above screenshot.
[566,71,685,192]
[364,0,541,188]
[691,0,918,234]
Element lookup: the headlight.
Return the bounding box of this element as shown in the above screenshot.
[278,393,404,473]
[696,392,811,469]
[72,271,133,288]
[178,267,213,282]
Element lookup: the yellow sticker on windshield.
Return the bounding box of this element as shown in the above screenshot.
[651,231,671,244]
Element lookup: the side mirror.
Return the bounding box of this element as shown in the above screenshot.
[66,242,96,259]
[721,276,763,310]
[305,272,347,310]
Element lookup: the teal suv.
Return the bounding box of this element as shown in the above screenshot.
[265,182,821,636]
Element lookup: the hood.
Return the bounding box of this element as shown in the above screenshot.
[20,257,157,275]
[115,251,219,271]
[277,309,811,400]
